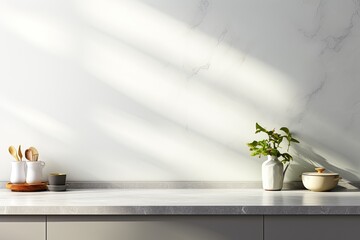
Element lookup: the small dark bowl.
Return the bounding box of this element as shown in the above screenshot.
[48,173,67,185]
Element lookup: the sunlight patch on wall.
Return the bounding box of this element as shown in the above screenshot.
[0,0,297,141]
[0,98,74,142]
[0,2,75,57]
[81,33,262,145]
[0,0,300,181]
[94,106,260,180]
[75,0,295,114]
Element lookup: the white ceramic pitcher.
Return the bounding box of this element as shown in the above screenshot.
[262,155,284,191]
[10,161,26,184]
[26,161,45,184]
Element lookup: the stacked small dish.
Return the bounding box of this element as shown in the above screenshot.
[47,173,67,191]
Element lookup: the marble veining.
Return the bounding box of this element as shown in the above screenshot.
[295,76,327,124]
[300,0,360,54]
[0,188,360,215]
[190,0,210,29]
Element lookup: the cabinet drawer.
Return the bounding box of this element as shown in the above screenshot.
[48,216,262,240]
[265,216,360,240]
[0,216,45,240]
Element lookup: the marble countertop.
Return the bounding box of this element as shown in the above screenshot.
[0,188,360,215]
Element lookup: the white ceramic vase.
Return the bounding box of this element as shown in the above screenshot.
[10,161,26,184]
[262,155,284,191]
[26,161,45,184]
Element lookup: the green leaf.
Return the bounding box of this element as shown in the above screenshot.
[248,123,298,161]
[255,122,267,133]
[281,153,293,161]
[272,133,280,140]
[251,152,258,156]
[269,149,279,157]
[246,141,258,147]
[280,127,290,135]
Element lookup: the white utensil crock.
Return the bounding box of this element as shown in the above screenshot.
[26,161,45,184]
[10,161,26,184]
[262,155,284,191]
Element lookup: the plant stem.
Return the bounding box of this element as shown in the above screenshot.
[283,161,291,176]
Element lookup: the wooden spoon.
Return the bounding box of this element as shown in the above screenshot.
[8,146,19,161]
[25,149,33,161]
[29,147,39,161]
[18,145,23,161]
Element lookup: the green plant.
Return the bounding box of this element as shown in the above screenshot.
[247,123,299,164]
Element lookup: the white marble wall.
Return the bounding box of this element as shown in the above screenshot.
[0,0,359,181]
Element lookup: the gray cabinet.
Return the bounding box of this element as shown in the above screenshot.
[0,216,45,240]
[265,216,360,240]
[47,216,262,240]
[5,214,360,240]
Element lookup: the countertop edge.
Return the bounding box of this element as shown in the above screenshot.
[1,206,360,215]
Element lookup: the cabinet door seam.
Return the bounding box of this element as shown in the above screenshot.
[45,215,47,240]
[263,215,265,240]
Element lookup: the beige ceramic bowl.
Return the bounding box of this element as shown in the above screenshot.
[302,168,341,192]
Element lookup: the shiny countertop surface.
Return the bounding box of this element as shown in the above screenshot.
[0,188,360,215]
